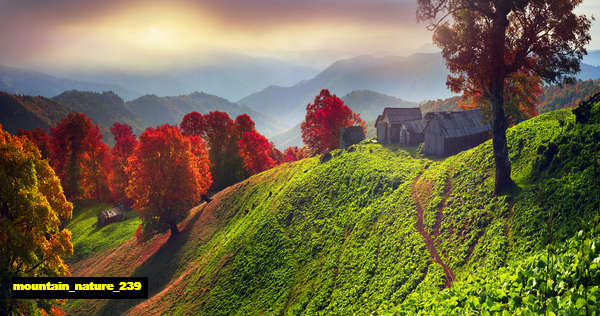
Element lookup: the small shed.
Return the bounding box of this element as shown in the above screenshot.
[97,206,126,227]
[399,119,426,146]
[423,109,491,156]
[339,126,365,149]
[375,107,423,144]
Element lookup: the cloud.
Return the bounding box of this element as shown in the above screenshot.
[0,0,430,69]
[0,0,596,70]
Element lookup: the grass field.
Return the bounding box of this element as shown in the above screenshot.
[63,105,600,315]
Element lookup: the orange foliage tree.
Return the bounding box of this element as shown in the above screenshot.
[458,68,542,125]
[301,89,365,154]
[109,122,138,205]
[126,125,211,239]
[0,124,73,315]
[283,146,309,162]
[18,128,51,159]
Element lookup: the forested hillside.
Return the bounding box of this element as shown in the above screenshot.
[0,92,70,133]
[126,92,285,136]
[64,105,600,315]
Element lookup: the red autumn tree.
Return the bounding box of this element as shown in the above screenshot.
[238,131,277,175]
[195,111,246,189]
[126,125,211,238]
[301,89,365,155]
[417,0,592,194]
[283,146,309,162]
[50,113,111,200]
[109,122,138,204]
[188,135,213,191]
[180,111,205,137]
[268,142,284,164]
[80,128,112,202]
[18,128,51,159]
[234,114,256,137]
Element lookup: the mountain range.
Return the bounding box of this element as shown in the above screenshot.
[239,51,600,128]
[238,53,453,127]
[3,50,600,147]
[0,92,70,134]
[39,54,320,102]
[0,65,140,100]
[0,90,286,145]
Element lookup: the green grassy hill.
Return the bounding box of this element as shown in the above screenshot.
[64,106,600,315]
[66,201,141,263]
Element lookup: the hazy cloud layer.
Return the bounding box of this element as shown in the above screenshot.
[0,0,598,71]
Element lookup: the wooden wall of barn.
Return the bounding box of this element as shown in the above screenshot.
[424,120,444,156]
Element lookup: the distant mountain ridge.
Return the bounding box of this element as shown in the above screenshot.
[0,65,140,100]
[239,52,600,129]
[53,90,144,143]
[239,53,452,127]
[47,54,319,101]
[126,92,285,136]
[1,89,285,145]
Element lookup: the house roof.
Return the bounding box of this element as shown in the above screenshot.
[376,107,422,125]
[424,109,490,138]
[403,119,426,134]
[100,207,124,219]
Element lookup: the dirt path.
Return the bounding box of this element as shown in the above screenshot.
[433,178,452,238]
[412,173,455,288]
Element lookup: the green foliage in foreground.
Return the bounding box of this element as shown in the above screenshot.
[67,200,140,262]
[399,219,600,315]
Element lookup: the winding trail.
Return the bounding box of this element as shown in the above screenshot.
[433,178,452,238]
[412,173,455,288]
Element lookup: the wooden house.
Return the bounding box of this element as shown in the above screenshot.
[423,109,491,156]
[399,119,426,145]
[339,126,365,149]
[97,206,126,227]
[375,107,423,144]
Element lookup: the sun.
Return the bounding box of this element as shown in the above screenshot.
[150,27,159,34]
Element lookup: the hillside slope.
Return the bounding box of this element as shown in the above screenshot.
[65,107,600,315]
[53,90,144,143]
[0,92,70,133]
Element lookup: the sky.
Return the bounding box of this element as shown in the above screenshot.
[0,0,599,72]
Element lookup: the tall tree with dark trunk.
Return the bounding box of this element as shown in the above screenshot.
[126,125,211,238]
[417,0,592,194]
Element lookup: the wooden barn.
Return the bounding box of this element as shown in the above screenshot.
[399,119,426,145]
[375,107,423,144]
[423,109,491,156]
[339,126,365,149]
[97,206,126,227]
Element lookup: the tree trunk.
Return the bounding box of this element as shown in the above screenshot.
[490,92,514,194]
[489,3,515,195]
[169,222,179,236]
